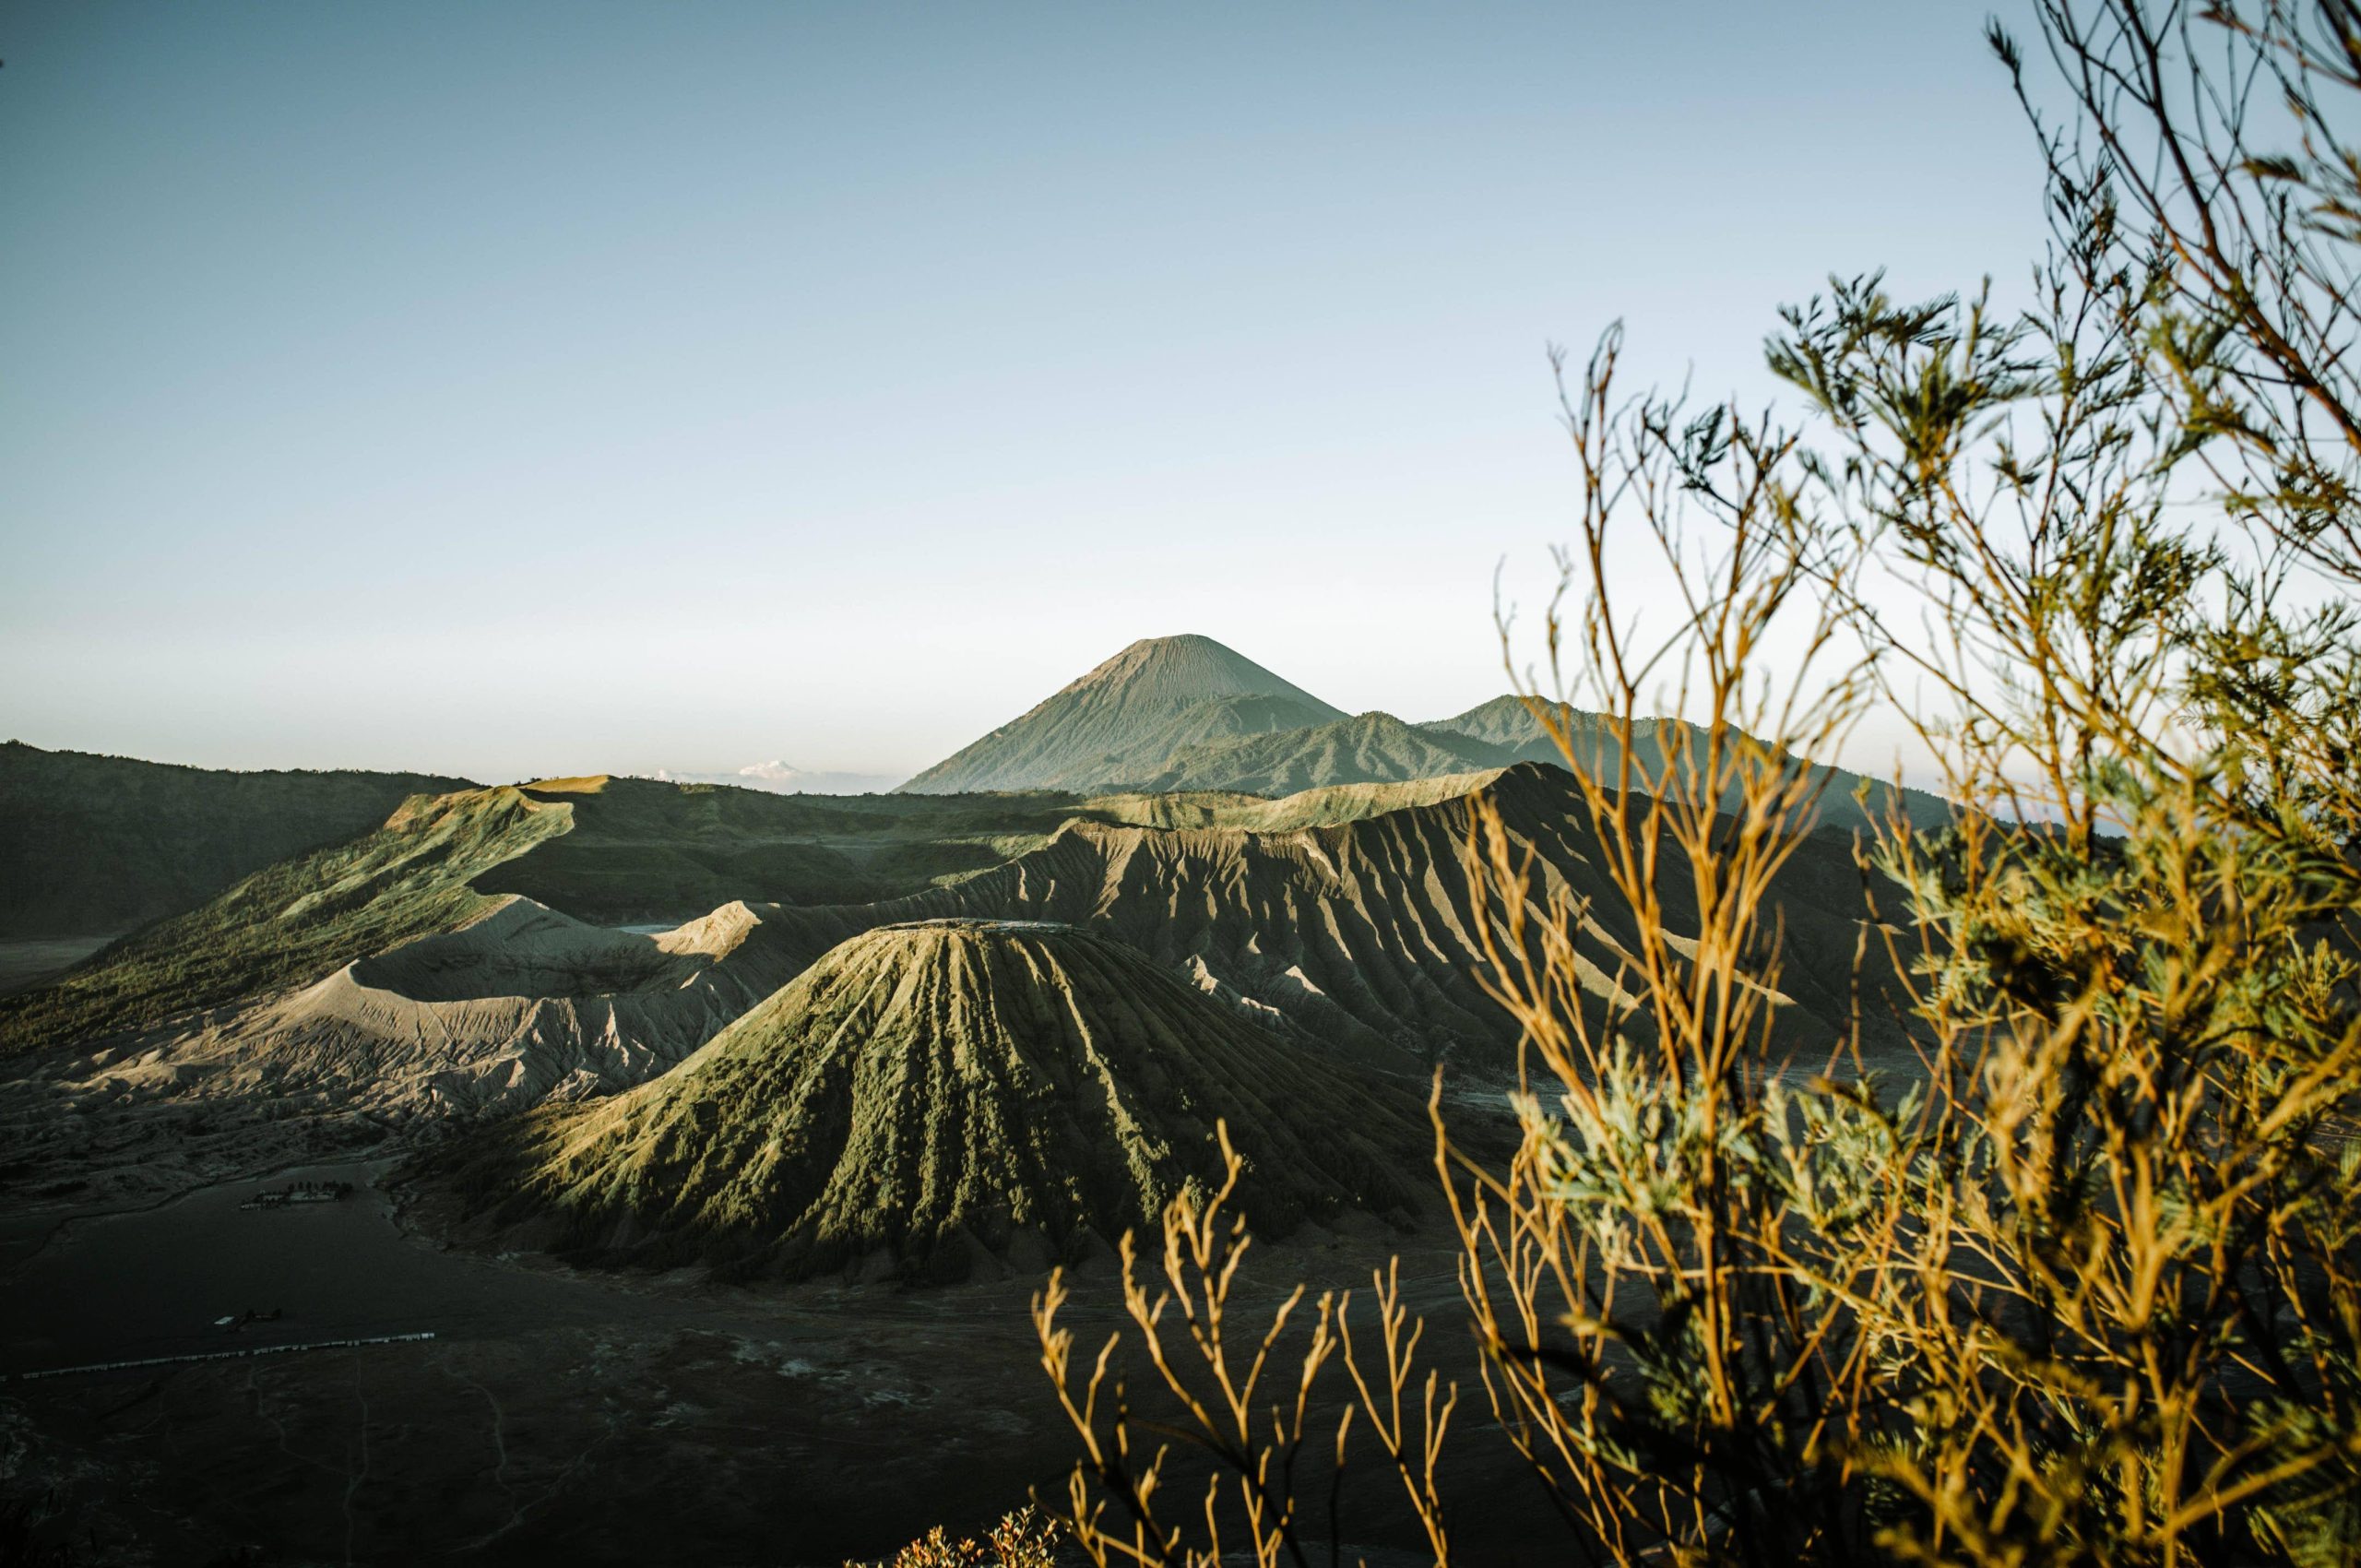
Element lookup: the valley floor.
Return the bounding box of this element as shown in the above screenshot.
[0,1148,1537,1565]
[0,938,113,999]
[2,1156,1076,1562]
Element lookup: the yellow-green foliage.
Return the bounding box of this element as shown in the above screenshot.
[1030,6,2361,1563]
[429,920,1430,1283]
[0,740,473,939]
[0,774,1264,1056]
[848,1507,1067,1568]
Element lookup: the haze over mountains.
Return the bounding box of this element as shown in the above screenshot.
[649,760,902,795]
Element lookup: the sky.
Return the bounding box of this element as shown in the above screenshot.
[1,1,2056,786]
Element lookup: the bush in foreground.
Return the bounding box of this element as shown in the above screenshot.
[1025,4,2361,1564]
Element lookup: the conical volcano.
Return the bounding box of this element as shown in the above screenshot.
[896,634,1347,794]
[429,919,1430,1282]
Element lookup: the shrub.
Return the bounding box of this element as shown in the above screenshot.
[849,1506,1069,1568]
[1029,5,2361,1563]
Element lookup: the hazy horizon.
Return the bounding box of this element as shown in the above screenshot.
[4,2,2048,785]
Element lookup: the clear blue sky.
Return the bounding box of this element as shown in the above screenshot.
[1,1,2051,784]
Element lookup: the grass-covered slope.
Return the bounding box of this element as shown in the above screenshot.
[1132,710,1513,794]
[0,786,572,1056]
[896,635,1347,794]
[1418,695,1954,831]
[426,920,1432,1283]
[1079,770,1503,831]
[763,764,1898,1074]
[0,777,1135,1057]
[0,741,475,938]
[79,897,832,1122]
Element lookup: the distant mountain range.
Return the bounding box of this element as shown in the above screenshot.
[0,629,1946,968]
[2,763,1911,1175]
[647,761,901,795]
[895,634,1951,830]
[0,692,1929,1218]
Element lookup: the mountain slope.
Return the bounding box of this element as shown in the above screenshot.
[1419,696,1954,832]
[23,897,824,1122]
[0,784,572,1058]
[425,920,1431,1282]
[0,741,474,939]
[897,635,1347,794]
[0,777,1135,1057]
[1133,710,1513,794]
[0,893,840,1204]
[762,764,1901,1074]
[1079,771,1503,832]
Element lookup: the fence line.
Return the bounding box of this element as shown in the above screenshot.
[6,1331,435,1383]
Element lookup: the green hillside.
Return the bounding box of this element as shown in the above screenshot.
[1418,695,1954,832]
[0,741,475,939]
[1132,709,1511,794]
[0,785,570,1056]
[896,635,1347,793]
[0,777,1083,1056]
[425,920,1431,1282]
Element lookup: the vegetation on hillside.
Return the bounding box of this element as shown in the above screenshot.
[0,786,570,1056]
[897,634,1348,794]
[0,741,473,939]
[427,921,1432,1283]
[0,775,1299,1058]
[1027,4,2361,1562]
[1132,709,1506,795]
[761,762,1897,1075]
